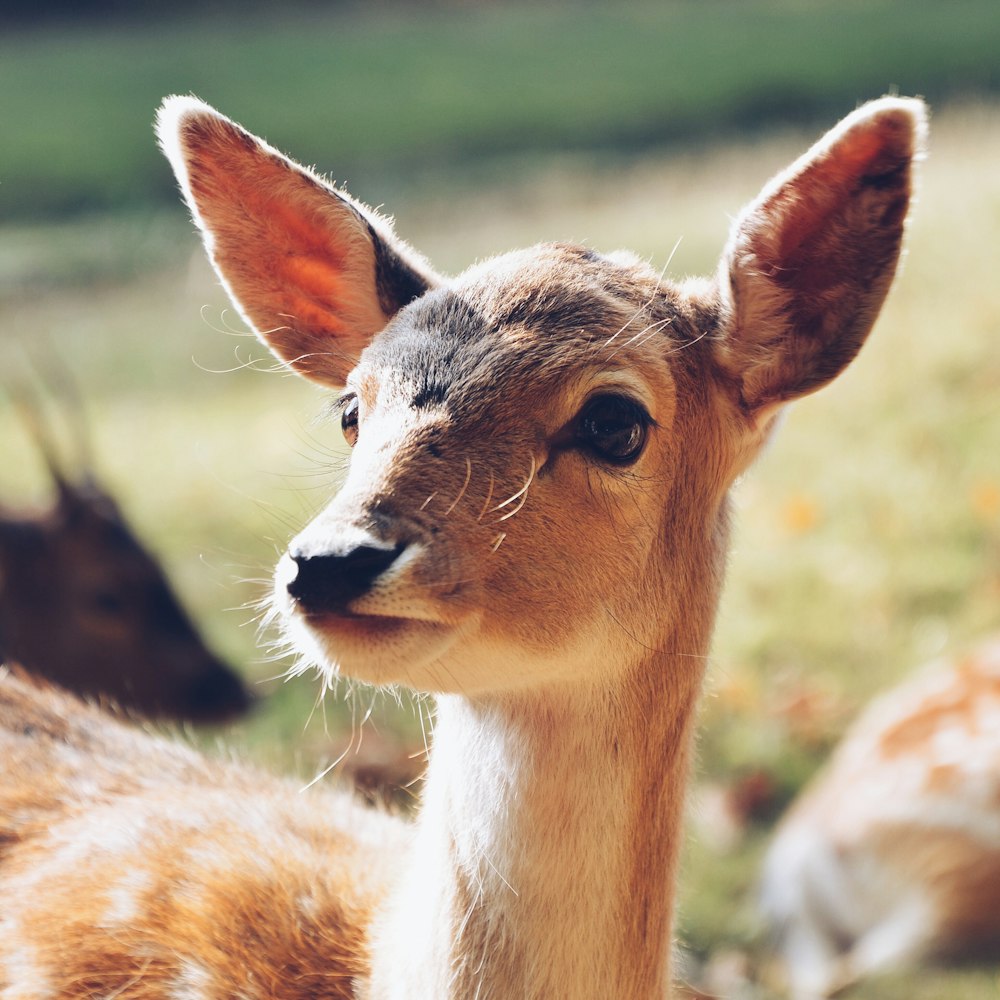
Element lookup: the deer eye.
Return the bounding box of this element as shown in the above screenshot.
[340,395,359,447]
[576,394,650,465]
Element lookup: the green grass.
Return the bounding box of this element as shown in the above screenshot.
[1,0,999,219]
[1,86,999,999]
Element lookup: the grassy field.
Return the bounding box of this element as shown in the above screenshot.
[2,1,1000,990]
[1,98,998,996]
[1,0,998,219]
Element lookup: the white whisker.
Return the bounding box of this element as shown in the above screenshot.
[445,457,473,516]
[492,456,537,520]
[477,472,496,523]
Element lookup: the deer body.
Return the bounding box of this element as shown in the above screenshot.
[761,637,1000,998]
[0,97,923,998]
[0,669,403,997]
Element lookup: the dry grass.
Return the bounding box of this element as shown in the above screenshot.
[0,100,998,995]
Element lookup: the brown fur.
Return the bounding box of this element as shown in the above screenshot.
[0,97,923,999]
[868,821,1000,959]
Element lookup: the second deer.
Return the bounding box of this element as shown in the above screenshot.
[0,395,250,723]
[761,635,1000,998]
[0,96,924,998]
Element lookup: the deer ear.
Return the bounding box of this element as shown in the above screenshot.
[156,96,440,388]
[714,97,927,420]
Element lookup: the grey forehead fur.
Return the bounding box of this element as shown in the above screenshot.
[359,242,697,414]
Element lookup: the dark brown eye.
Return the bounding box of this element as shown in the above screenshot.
[340,395,359,447]
[577,394,649,464]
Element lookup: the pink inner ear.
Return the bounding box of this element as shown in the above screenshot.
[278,257,351,310]
[174,108,389,385]
[823,121,889,181]
[779,109,917,273]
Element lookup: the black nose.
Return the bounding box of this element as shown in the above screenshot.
[286,543,405,615]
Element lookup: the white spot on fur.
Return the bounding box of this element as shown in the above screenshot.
[101,870,154,927]
[0,937,55,998]
[297,891,321,921]
[169,958,215,1000]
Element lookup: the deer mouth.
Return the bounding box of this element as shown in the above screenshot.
[293,609,473,690]
[302,608,443,637]
[271,552,478,688]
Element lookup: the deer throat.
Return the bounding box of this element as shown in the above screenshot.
[365,651,705,1000]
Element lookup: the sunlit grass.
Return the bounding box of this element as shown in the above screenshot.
[1,101,998,996]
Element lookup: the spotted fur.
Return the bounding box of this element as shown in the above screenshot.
[761,638,1000,998]
[0,668,404,998]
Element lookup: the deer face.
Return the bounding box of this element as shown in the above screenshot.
[270,244,711,692]
[159,96,923,697]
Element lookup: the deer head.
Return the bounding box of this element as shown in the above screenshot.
[0,398,251,723]
[159,96,923,703]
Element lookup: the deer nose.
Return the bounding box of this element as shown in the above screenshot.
[286,542,406,615]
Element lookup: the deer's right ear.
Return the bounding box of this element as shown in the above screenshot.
[156,96,440,387]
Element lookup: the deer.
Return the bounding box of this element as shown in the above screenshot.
[760,635,1000,999]
[0,95,924,999]
[0,388,251,723]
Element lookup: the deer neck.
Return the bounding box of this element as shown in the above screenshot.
[367,515,725,1000]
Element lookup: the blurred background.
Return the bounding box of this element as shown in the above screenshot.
[1,1,998,997]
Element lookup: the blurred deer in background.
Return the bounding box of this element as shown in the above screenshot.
[761,636,1000,998]
[0,384,251,723]
[0,95,923,999]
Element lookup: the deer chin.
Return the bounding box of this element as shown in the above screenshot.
[282,598,479,691]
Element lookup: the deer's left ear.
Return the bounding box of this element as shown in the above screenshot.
[714,97,927,420]
[156,96,440,388]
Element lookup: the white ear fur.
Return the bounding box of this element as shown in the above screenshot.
[156,96,217,212]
